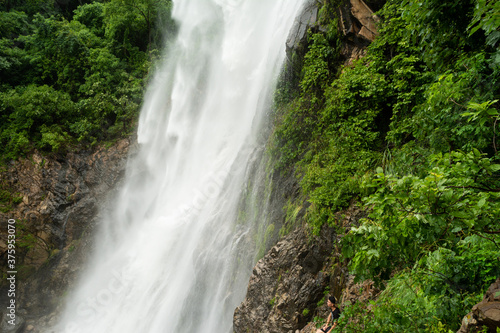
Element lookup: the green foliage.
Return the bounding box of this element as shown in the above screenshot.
[272,0,500,331]
[468,0,500,47]
[280,199,303,237]
[21,14,106,94]
[0,10,30,39]
[300,61,389,225]
[17,232,37,251]
[300,33,331,101]
[408,54,500,155]
[255,223,276,261]
[104,0,174,57]
[0,186,21,213]
[272,32,336,171]
[0,0,58,17]
[0,0,175,162]
[400,0,476,70]
[0,11,32,86]
[337,270,482,332]
[341,151,500,331]
[40,124,71,152]
[346,151,500,284]
[73,3,106,37]
[0,85,76,158]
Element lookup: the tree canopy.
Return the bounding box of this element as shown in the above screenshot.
[0,0,175,161]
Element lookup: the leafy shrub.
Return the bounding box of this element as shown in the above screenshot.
[345,151,500,283]
[0,0,174,162]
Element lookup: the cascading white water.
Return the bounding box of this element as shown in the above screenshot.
[57,0,304,332]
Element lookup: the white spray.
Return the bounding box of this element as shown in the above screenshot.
[57,0,305,332]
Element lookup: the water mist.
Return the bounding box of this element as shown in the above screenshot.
[57,0,305,332]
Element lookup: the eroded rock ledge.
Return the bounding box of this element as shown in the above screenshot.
[233,207,365,333]
[0,138,134,332]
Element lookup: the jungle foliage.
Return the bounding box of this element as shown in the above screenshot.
[271,0,500,331]
[0,0,175,161]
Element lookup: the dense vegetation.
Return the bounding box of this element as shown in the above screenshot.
[1,0,498,330]
[0,0,175,161]
[272,0,499,331]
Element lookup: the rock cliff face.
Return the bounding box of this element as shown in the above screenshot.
[233,1,382,332]
[0,138,133,331]
[233,206,365,333]
[233,226,340,333]
[286,0,320,58]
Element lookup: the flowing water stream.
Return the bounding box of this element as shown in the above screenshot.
[57,0,304,332]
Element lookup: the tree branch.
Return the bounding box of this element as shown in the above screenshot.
[494,116,498,154]
[473,231,500,249]
[445,185,500,193]
[483,229,500,234]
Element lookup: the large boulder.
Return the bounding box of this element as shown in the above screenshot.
[337,0,380,65]
[458,277,500,333]
[348,0,379,41]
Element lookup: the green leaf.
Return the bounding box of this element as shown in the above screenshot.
[489,164,500,172]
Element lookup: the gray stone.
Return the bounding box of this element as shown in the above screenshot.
[233,225,340,333]
[0,313,25,333]
[286,0,320,57]
[234,204,367,333]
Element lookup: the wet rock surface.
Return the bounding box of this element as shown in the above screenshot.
[286,0,320,58]
[233,226,338,333]
[0,138,134,331]
[234,206,365,333]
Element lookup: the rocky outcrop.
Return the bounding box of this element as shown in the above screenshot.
[233,226,339,333]
[338,0,380,65]
[233,206,364,333]
[0,138,134,330]
[284,0,381,84]
[285,0,380,56]
[458,277,500,333]
[286,0,320,59]
[340,0,379,42]
[0,138,132,254]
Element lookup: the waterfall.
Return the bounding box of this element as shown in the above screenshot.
[57,0,304,332]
